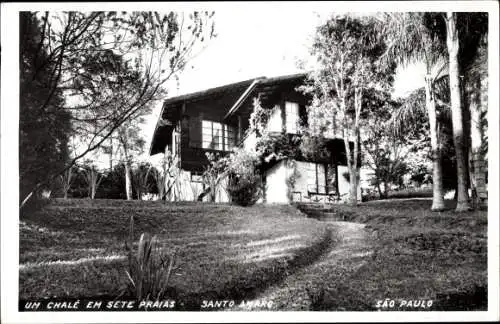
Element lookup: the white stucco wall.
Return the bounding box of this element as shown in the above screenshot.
[265,160,289,203]
[338,165,362,201]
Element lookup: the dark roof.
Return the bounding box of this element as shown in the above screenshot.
[149,72,308,155]
[162,77,263,108]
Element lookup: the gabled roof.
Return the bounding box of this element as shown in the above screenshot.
[149,72,308,155]
[162,77,264,108]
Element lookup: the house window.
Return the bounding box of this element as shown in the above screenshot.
[266,105,282,133]
[202,120,235,151]
[285,101,300,134]
[223,124,236,151]
[307,163,326,194]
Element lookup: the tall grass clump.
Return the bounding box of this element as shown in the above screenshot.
[124,216,175,301]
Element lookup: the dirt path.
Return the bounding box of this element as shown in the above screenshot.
[235,221,373,311]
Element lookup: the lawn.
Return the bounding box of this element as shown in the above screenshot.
[19,199,330,310]
[19,198,488,311]
[281,199,488,311]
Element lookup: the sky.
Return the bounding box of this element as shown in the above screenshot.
[142,8,426,161]
[142,9,326,157]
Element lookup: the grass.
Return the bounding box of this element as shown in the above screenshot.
[19,198,487,311]
[362,187,433,202]
[291,199,488,311]
[19,199,330,309]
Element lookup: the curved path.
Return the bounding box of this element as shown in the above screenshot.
[236,221,373,311]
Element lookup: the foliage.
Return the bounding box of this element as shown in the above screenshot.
[199,152,229,202]
[163,151,183,201]
[248,97,302,163]
[362,95,414,198]
[409,163,432,187]
[298,131,331,162]
[53,166,76,199]
[131,162,155,200]
[302,14,392,205]
[19,12,72,205]
[226,149,262,206]
[97,163,128,199]
[116,119,148,200]
[285,160,301,202]
[124,216,175,301]
[150,161,166,201]
[248,96,273,137]
[20,11,216,205]
[378,12,452,211]
[79,160,104,199]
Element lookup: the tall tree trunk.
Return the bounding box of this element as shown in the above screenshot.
[468,78,486,209]
[343,129,356,205]
[345,88,362,206]
[124,161,133,200]
[446,12,471,212]
[375,179,384,199]
[424,75,446,211]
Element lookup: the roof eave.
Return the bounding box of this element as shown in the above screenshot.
[223,78,264,120]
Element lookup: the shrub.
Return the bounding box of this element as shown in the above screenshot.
[227,173,262,206]
[226,149,262,206]
[123,216,175,301]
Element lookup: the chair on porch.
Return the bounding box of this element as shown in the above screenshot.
[306,184,340,204]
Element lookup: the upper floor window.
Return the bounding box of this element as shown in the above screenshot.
[202,120,235,151]
[285,101,300,134]
[266,105,282,133]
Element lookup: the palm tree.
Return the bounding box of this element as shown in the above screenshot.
[464,36,488,208]
[444,12,472,212]
[449,12,488,210]
[380,13,447,211]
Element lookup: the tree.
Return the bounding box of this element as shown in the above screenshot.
[20,12,72,205]
[116,117,148,200]
[441,12,488,210]
[380,12,449,211]
[57,166,75,199]
[80,161,104,199]
[464,33,488,208]
[20,11,216,208]
[444,12,471,211]
[363,93,410,198]
[304,14,389,206]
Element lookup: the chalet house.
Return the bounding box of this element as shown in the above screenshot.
[149,73,361,203]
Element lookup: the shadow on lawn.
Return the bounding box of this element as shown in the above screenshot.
[296,199,487,312]
[20,227,334,312]
[307,284,487,311]
[160,227,334,311]
[434,285,487,311]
